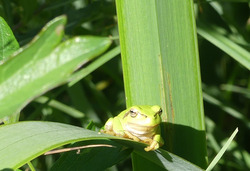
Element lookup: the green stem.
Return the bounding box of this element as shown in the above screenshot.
[27,161,36,171]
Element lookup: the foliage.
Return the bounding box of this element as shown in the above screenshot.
[116,0,207,170]
[0,0,249,170]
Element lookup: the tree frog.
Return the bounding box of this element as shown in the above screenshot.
[101,105,164,151]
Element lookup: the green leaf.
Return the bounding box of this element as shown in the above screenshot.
[134,149,204,171]
[220,84,250,98]
[203,92,250,129]
[200,0,250,2]
[34,96,85,119]
[0,121,114,169]
[0,121,203,170]
[197,24,250,70]
[116,0,207,169]
[68,45,121,87]
[0,15,66,123]
[206,128,239,171]
[50,140,132,171]
[27,161,35,171]
[0,16,19,63]
[0,15,112,118]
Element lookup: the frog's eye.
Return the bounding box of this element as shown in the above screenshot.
[158,108,162,115]
[130,109,138,118]
[154,108,162,117]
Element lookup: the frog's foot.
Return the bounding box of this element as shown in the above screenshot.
[143,138,153,144]
[124,131,140,142]
[115,131,126,138]
[100,129,116,136]
[144,140,160,152]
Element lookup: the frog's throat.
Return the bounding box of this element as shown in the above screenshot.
[125,122,159,132]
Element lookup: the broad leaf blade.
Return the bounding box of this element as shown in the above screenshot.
[50,140,132,171]
[0,15,66,79]
[116,0,207,169]
[0,15,66,122]
[0,122,112,169]
[134,149,204,171]
[0,121,203,170]
[0,35,111,118]
[0,16,19,63]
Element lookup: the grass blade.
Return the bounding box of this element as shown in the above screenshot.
[68,45,120,87]
[203,92,250,129]
[206,127,239,171]
[197,24,250,70]
[34,96,85,118]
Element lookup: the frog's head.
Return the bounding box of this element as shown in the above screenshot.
[123,105,162,133]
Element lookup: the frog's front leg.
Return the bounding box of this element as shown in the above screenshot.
[124,131,140,142]
[101,118,116,136]
[111,117,127,138]
[102,117,127,137]
[144,134,164,152]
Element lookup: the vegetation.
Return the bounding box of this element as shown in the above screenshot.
[0,0,249,170]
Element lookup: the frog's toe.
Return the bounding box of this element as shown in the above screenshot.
[144,146,151,151]
[114,131,126,138]
[144,140,160,151]
[102,130,116,136]
[144,145,156,151]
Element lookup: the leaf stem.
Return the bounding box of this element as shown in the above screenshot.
[27,161,36,171]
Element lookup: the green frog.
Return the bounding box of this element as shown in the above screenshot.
[101,105,164,151]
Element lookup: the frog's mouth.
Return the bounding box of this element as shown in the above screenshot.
[126,122,159,133]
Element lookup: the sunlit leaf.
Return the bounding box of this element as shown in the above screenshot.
[116,0,207,169]
[0,16,19,63]
[0,121,203,170]
[0,16,111,118]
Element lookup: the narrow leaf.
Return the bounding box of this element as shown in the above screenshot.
[197,24,250,70]
[221,84,250,98]
[34,96,85,118]
[206,128,239,171]
[203,92,250,129]
[68,45,120,87]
